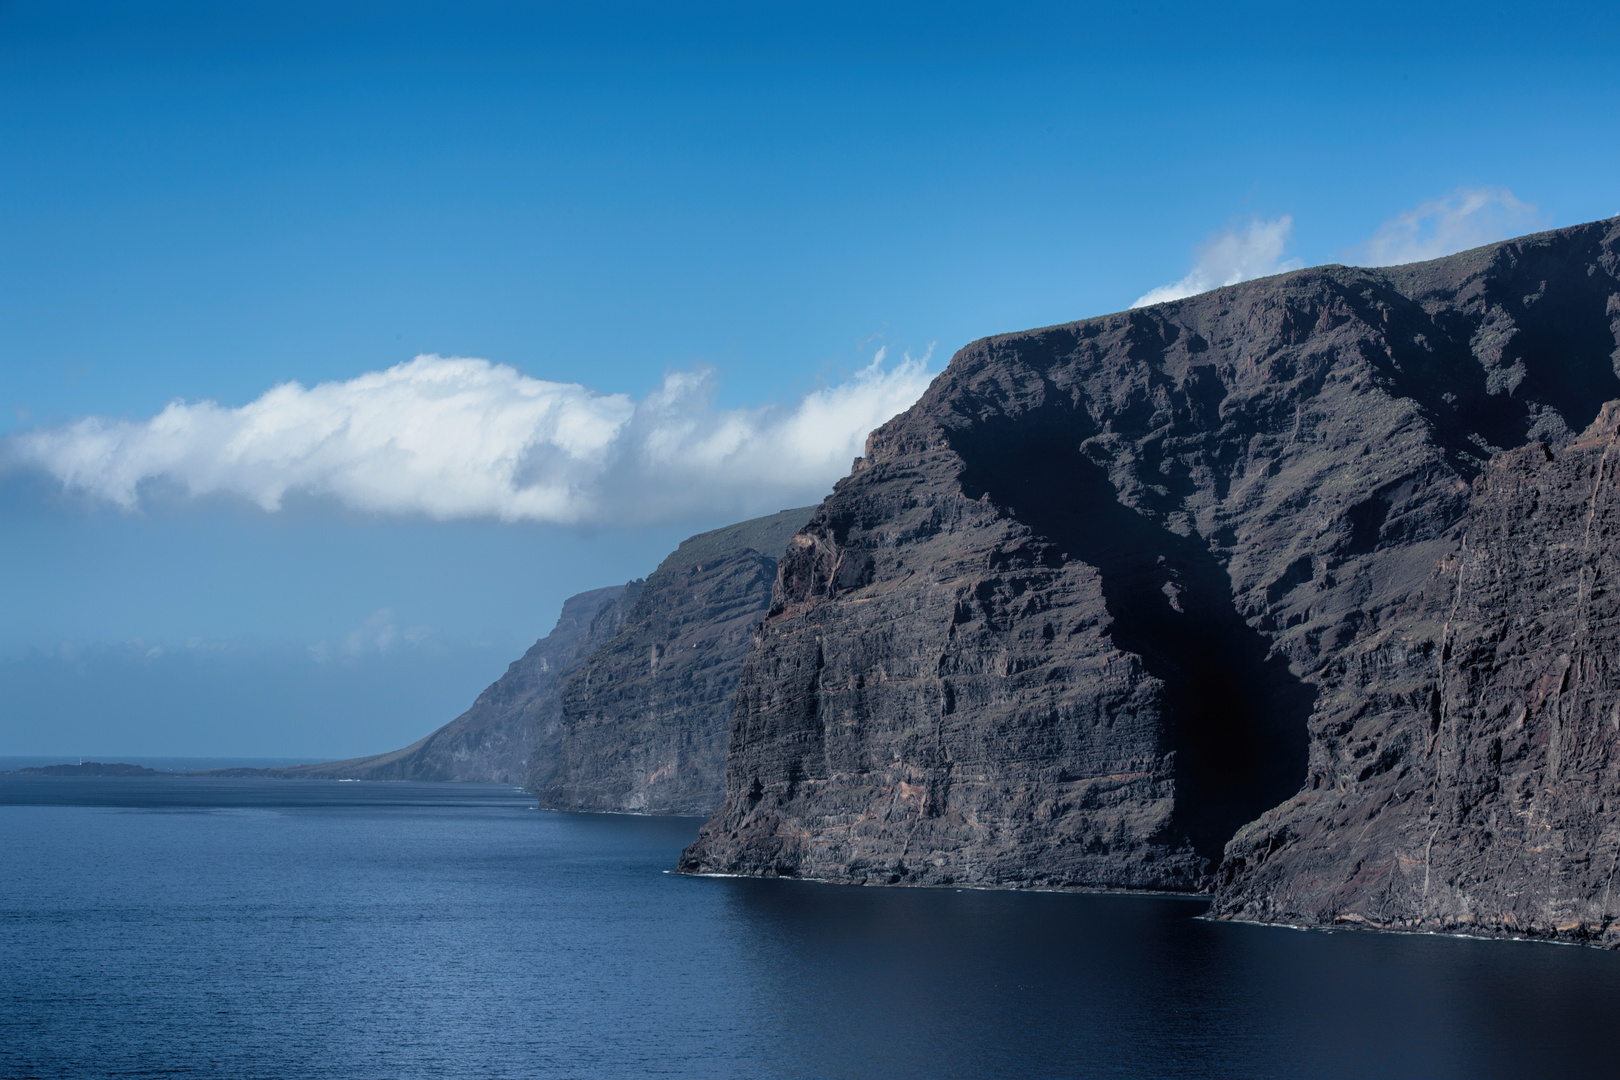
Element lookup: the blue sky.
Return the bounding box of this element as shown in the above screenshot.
[4,0,1618,757]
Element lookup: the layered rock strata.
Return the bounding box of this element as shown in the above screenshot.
[536,507,814,814]
[680,217,1620,909]
[1213,404,1620,945]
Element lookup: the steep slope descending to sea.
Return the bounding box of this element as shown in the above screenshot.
[227,585,636,783]
[536,507,816,815]
[680,217,1620,906]
[1213,403,1620,945]
[215,508,809,792]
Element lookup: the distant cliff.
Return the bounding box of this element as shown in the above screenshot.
[14,762,161,777]
[234,506,811,800]
[680,216,1620,944]
[242,584,633,783]
[535,507,814,814]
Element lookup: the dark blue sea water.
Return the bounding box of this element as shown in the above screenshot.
[4,777,1617,1079]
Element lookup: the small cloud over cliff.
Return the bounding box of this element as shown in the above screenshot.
[6,350,935,526]
[1131,216,1303,308]
[1359,187,1543,266]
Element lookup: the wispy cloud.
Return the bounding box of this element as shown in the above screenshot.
[1131,216,1303,308]
[6,350,936,525]
[1358,187,1544,266]
[304,608,432,664]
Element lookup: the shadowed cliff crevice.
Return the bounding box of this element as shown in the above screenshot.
[950,413,1314,865]
[1370,243,1620,467]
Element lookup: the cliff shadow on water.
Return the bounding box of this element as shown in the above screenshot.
[950,414,1314,865]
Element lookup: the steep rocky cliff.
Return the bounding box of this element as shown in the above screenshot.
[680,217,1620,914]
[535,507,814,814]
[1213,404,1620,945]
[250,584,635,783]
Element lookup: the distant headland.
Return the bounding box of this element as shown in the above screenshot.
[11,762,165,777]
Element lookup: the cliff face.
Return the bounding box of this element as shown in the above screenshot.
[535,507,814,814]
[1213,404,1620,945]
[680,218,1620,905]
[265,584,634,783]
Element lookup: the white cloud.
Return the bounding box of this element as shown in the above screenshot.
[6,350,937,526]
[306,608,431,662]
[343,608,401,657]
[1132,216,1303,308]
[1359,187,1544,267]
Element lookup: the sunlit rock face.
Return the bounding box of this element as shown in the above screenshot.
[681,217,1620,937]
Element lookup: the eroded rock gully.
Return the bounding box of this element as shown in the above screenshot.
[680,216,1620,943]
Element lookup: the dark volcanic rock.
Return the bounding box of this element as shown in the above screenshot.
[536,507,815,814]
[680,217,1620,905]
[253,585,634,783]
[1212,403,1620,945]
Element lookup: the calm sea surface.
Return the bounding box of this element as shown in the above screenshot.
[3,776,1617,1079]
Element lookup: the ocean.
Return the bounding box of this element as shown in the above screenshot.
[3,775,1616,1079]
